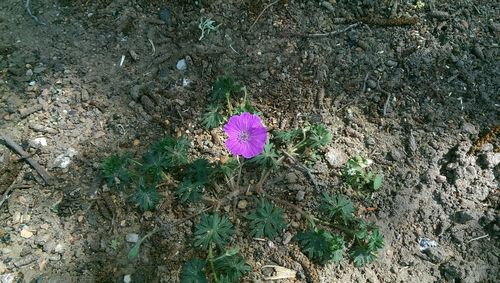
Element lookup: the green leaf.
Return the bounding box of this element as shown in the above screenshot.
[367,229,384,251]
[372,174,383,190]
[307,124,332,149]
[101,154,131,189]
[217,158,239,178]
[130,180,160,211]
[185,159,213,184]
[128,236,145,259]
[151,137,190,167]
[177,179,205,203]
[141,151,169,183]
[246,199,287,239]
[250,141,279,168]
[350,243,379,267]
[211,76,243,103]
[180,259,208,283]
[274,129,302,145]
[194,213,234,250]
[295,229,345,264]
[234,101,258,115]
[320,193,354,223]
[202,106,225,130]
[213,249,252,282]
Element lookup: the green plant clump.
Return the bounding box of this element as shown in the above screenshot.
[343,155,383,192]
[246,199,287,239]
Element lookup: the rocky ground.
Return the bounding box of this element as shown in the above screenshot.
[0,0,498,282]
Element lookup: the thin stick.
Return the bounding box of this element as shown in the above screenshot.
[0,133,52,185]
[0,181,16,209]
[361,72,370,94]
[467,234,489,243]
[247,0,279,32]
[25,0,46,26]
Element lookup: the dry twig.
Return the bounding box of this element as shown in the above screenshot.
[248,0,279,32]
[0,133,52,185]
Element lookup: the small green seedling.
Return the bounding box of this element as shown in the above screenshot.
[343,156,383,192]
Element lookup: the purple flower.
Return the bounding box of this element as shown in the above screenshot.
[223,112,267,158]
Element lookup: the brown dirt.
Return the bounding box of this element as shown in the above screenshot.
[0,0,498,282]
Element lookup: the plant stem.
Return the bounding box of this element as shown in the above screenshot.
[208,244,218,282]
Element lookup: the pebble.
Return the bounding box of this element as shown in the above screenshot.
[295,191,305,201]
[386,60,398,67]
[285,172,298,183]
[54,243,65,254]
[365,137,376,146]
[0,273,15,283]
[43,241,56,253]
[483,152,500,168]
[124,274,132,283]
[258,70,270,80]
[465,166,476,179]
[325,148,348,168]
[282,232,293,245]
[13,254,37,267]
[390,148,404,162]
[176,59,187,71]
[20,228,34,239]
[461,122,477,135]
[366,79,377,89]
[435,175,447,183]
[126,233,139,243]
[25,69,33,77]
[321,1,335,13]
[159,8,171,24]
[48,254,61,261]
[237,200,248,210]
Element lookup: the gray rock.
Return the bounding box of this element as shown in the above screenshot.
[367,79,377,89]
[140,95,155,113]
[126,233,139,243]
[465,166,477,179]
[461,122,478,135]
[285,172,298,183]
[295,190,305,201]
[130,85,141,100]
[0,273,15,283]
[43,241,56,253]
[390,148,405,162]
[176,59,187,71]
[365,137,376,146]
[258,70,270,80]
[124,274,132,283]
[237,200,248,210]
[48,254,61,261]
[325,148,347,168]
[386,60,398,67]
[482,152,500,168]
[423,246,450,264]
[435,175,447,183]
[54,243,65,254]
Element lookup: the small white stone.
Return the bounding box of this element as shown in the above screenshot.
[32,137,47,147]
[176,59,187,71]
[124,275,132,283]
[126,233,139,243]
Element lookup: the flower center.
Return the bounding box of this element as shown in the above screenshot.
[238,131,251,142]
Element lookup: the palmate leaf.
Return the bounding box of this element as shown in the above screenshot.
[250,141,279,168]
[185,159,213,184]
[320,193,354,223]
[130,179,160,211]
[307,123,332,149]
[367,229,384,251]
[274,129,302,145]
[213,249,252,283]
[177,179,205,203]
[211,75,243,103]
[202,106,224,130]
[101,154,131,189]
[246,199,287,239]
[151,137,190,167]
[194,213,234,250]
[180,259,208,283]
[295,229,345,264]
[350,245,377,267]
